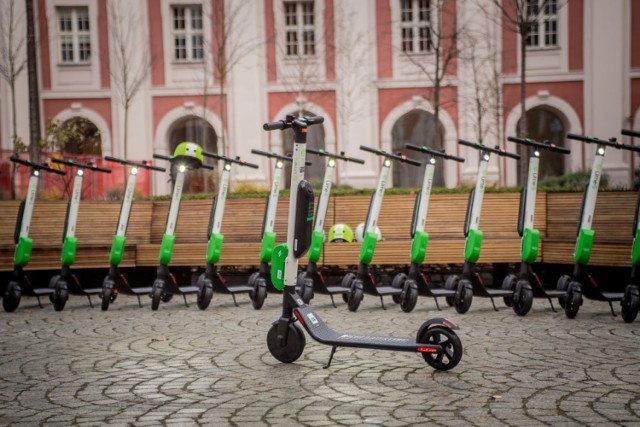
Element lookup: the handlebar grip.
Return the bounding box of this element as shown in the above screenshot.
[263,121,286,131]
[359,145,379,155]
[146,164,167,172]
[622,129,640,138]
[305,116,324,125]
[201,164,215,170]
[567,133,595,143]
[458,139,478,148]
[153,154,171,161]
[550,145,571,154]
[348,156,365,164]
[104,155,123,164]
[93,165,112,174]
[500,149,521,160]
[239,160,260,169]
[402,157,422,167]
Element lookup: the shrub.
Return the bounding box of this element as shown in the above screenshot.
[539,169,609,192]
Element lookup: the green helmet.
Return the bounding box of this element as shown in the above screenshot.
[328,223,354,242]
[172,142,204,170]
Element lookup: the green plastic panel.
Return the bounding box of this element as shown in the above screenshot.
[109,235,127,266]
[574,228,594,265]
[631,229,640,265]
[260,231,276,262]
[158,233,175,265]
[61,236,77,267]
[464,228,483,263]
[206,232,224,264]
[359,231,378,265]
[270,243,288,291]
[410,230,429,264]
[307,230,324,263]
[14,236,33,267]
[520,227,540,263]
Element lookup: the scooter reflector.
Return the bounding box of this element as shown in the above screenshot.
[61,236,77,267]
[464,229,483,263]
[271,243,288,290]
[410,230,429,264]
[574,228,594,265]
[260,231,276,262]
[109,235,127,265]
[14,236,33,267]
[206,232,224,264]
[632,229,640,265]
[307,230,324,263]
[293,180,314,258]
[520,227,539,263]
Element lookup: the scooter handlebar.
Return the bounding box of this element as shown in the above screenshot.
[567,133,640,153]
[405,144,465,163]
[51,157,112,173]
[153,153,171,161]
[251,149,292,162]
[458,139,521,160]
[202,151,260,169]
[359,145,421,167]
[306,147,365,164]
[622,129,640,138]
[506,136,571,154]
[262,115,324,131]
[104,155,166,172]
[10,155,67,175]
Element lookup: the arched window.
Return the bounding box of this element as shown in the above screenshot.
[391,109,444,187]
[168,116,217,193]
[282,110,325,188]
[60,117,102,156]
[517,106,567,184]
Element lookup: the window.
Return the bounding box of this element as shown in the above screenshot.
[400,0,432,54]
[172,5,204,62]
[56,6,91,64]
[284,1,315,57]
[526,0,558,48]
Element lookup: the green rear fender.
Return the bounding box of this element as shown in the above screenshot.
[61,236,78,267]
[632,229,640,265]
[520,228,540,263]
[14,236,33,267]
[464,229,483,263]
[359,231,378,265]
[206,232,224,264]
[307,230,324,263]
[260,231,276,262]
[109,235,127,265]
[158,234,175,265]
[574,228,594,265]
[410,230,429,264]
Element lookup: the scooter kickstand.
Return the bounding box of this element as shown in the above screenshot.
[433,297,441,311]
[323,346,338,369]
[489,296,498,312]
[330,295,337,308]
[36,296,43,309]
[231,294,238,307]
[182,294,189,308]
[379,296,386,310]
[547,296,558,313]
[608,301,617,317]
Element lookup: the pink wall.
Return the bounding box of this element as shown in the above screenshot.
[37,0,51,89]
[148,0,165,86]
[267,90,336,127]
[98,0,110,89]
[265,0,277,83]
[324,0,335,81]
[376,0,392,79]
[568,0,583,71]
[632,0,640,69]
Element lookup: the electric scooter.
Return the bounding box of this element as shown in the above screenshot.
[100,156,166,311]
[3,156,66,312]
[295,147,365,306]
[389,144,465,311]
[265,114,462,371]
[148,142,213,310]
[247,149,306,294]
[341,145,422,312]
[620,128,640,322]
[557,133,640,318]
[501,136,571,315]
[194,151,267,310]
[48,157,112,311]
[443,139,526,314]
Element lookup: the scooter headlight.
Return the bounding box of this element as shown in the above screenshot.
[597,147,605,155]
[483,154,490,162]
[328,158,336,168]
[224,163,231,171]
[131,167,139,175]
[178,164,187,173]
[534,150,540,158]
[384,159,392,167]
[34,170,40,177]
[429,157,436,165]
[77,169,84,177]
[276,160,284,169]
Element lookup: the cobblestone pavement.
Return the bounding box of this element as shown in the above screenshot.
[0,291,639,426]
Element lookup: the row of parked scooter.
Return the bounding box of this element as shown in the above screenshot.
[3,127,640,323]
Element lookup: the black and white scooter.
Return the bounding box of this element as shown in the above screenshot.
[556,133,640,318]
[443,140,526,314]
[341,145,422,312]
[3,156,66,312]
[390,144,465,311]
[195,152,267,310]
[501,136,571,315]
[295,147,365,306]
[620,128,640,323]
[265,114,462,372]
[48,157,112,311]
[100,156,166,310]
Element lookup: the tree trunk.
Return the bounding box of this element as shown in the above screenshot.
[25,0,41,162]
[10,77,18,199]
[518,25,528,185]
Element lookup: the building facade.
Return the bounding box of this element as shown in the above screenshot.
[1,0,639,197]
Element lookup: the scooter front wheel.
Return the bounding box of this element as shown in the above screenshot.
[454,279,473,314]
[621,285,639,323]
[3,281,21,312]
[341,273,356,303]
[556,275,571,308]
[347,279,363,312]
[197,277,214,311]
[444,275,459,307]
[501,274,518,307]
[252,278,267,310]
[400,279,418,313]
[267,322,306,363]
[101,283,114,311]
[512,280,533,316]
[150,280,164,311]
[51,279,68,312]
[564,282,582,319]
[391,273,407,304]
[417,325,462,371]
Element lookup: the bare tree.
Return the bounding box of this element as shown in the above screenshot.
[108,0,153,166]
[0,0,27,199]
[25,0,41,163]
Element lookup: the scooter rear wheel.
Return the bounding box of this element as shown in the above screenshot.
[347,279,363,312]
[444,275,459,307]
[3,281,21,312]
[400,279,418,313]
[556,275,571,308]
[621,285,639,323]
[267,322,306,363]
[416,325,462,371]
[298,278,314,304]
[391,273,407,304]
[501,274,518,307]
[341,273,356,303]
[454,279,473,314]
[512,280,533,316]
[150,280,164,311]
[296,272,307,287]
[564,282,582,319]
[248,271,260,288]
[252,278,267,310]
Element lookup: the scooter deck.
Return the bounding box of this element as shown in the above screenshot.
[115,285,153,295]
[294,305,429,352]
[31,288,55,296]
[69,287,102,295]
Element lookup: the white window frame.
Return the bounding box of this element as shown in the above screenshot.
[170,4,204,63]
[56,5,91,65]
[526,0,559,50]
[283,1,316,58]
[399,0,433,55]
